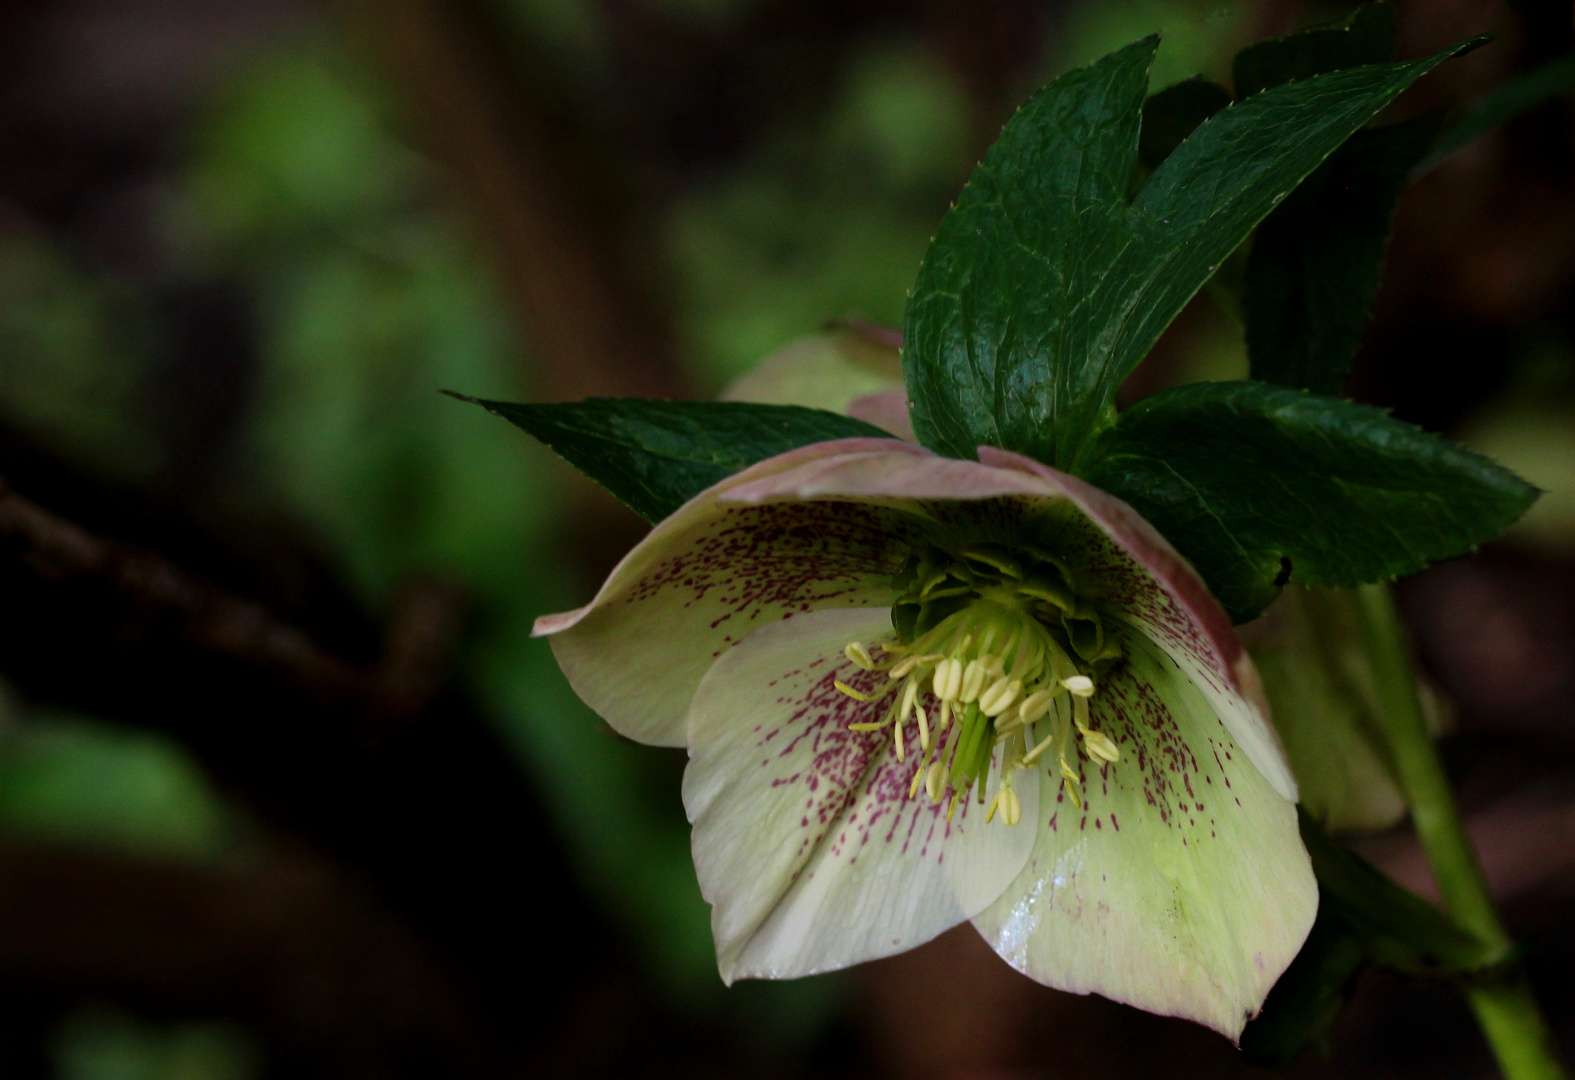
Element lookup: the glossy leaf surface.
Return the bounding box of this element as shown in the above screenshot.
[1085,382,1538,622]
[456,395,889,523]
[904,35,1474,471]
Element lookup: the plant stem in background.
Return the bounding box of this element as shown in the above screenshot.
[1356,583,1569,1080]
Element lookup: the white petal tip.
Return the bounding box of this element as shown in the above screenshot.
[532,607,590,637]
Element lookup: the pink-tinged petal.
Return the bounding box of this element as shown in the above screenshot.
[683,607,1038,981]
[535,438,920,746]
[975,447,1296,801]
[973,621,1316,1041]
[720,444,1060,505]
[839,319,903,349]
[847,388,916,442]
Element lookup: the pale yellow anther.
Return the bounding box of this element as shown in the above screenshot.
[1002,786,1022,826]
[932,658,963,702]
[937,698,952,732]
[1017,689,1056,725]
[1059,754,1084,809]
[894,714,906,762]
[959,659,989,703]
[899,679,919,722]
[1081,728,1120,764]
[909,762,925,800]
[925,761,945,803]
[984,789,1003,824]
[979,677,1022,717]
[844,642,876,670]
[848,722,886,732]
[916,705,931,752]
[888,655,922,680]
[946,791,958,821]
[1062,674,1095,697]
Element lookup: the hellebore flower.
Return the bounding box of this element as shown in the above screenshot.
[536,437,1316,1038]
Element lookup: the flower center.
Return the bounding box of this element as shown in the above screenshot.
[835,542,1123,824]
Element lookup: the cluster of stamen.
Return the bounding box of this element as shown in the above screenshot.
[835,542,1123,824]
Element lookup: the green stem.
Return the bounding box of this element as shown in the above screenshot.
[1354,583,1567,1080]
[1469,979,1569,1080]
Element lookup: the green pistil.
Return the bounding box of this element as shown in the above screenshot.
[890,541,1118,666]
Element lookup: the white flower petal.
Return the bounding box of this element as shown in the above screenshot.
[535,439,918,746]
[684,607,1038,981]
[973,621,1316,1041]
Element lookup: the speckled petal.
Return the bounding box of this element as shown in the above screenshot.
[972,620,1316,1041]
[684,607,1038,981]
[534,438,917,746]
[975,447,1297,802]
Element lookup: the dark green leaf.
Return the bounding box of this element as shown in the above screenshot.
[904,36,1475,472]
[1242,811,1496,1068]
[1139,77,1232,170]
[903,37,1153,468]
[1083,381,1538,622]
[1233,2,1396,99]
[1241,906,1367,1067]
[1301,811,1498,974]
[1246,111,1442,394]
[1418,49,1575,177]
[451,395,890,523]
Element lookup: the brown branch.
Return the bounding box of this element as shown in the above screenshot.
[0,478,454,727]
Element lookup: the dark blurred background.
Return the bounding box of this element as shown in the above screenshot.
[0,0,1571,1076]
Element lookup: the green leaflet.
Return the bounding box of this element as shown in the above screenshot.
[1245,112,1441,394]
[1232,2,1396,99]
[1083,382,1538,623]
[1137,77,1231,171]
[1243,811,1497,1067]
[903,35,1476,472]
[452,395,890,524]
[1232,0,1434,396]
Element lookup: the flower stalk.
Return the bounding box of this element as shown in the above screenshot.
[1354,583,1567,1080]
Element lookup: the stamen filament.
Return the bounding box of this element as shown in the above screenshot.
[1022,729,1056,765]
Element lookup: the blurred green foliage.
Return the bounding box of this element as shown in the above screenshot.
[1461,344,1575,554]
[671,38,971,388]
[3,3,1504,1073]
[52,1008,259,1080]
[0,684,238,860]
[1046,0,1249,87]
[0,236,161,481]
